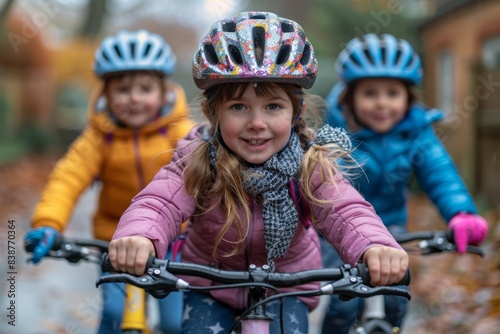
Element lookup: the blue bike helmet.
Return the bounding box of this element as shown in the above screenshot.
[93,30,176,78]
[335,34,422,85]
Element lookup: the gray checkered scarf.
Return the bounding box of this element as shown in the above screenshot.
[208,125,351,270]
[241,133,304,270]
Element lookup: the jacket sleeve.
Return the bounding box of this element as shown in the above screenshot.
[31,127,105,232]
[311,171,402,266]
[113,127,202,258]
[412,126,477,221]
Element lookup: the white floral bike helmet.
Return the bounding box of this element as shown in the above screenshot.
[93,30,176,78]
[192,11,318,90]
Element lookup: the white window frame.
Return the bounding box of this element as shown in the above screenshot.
[436,49,454,121]
[482,36,500,69]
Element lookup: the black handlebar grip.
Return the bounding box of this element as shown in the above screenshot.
[357,263,411,287]
[445,229,455,242]
[101,253,116,273]
[146,256,157,270]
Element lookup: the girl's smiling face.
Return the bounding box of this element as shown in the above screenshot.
[106,73,165,128]
[353,78,408,133]
[218,84,294,164]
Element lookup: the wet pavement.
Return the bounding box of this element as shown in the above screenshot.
[1,187,102,334]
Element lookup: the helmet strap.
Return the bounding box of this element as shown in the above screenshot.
[290,91,304,135]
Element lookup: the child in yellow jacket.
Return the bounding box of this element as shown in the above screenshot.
[24,30,194,333]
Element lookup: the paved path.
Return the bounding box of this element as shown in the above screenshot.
[1,187,103,334]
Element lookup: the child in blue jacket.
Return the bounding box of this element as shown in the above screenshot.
[321,33,488,333]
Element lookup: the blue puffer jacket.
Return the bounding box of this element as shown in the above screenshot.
[325,83,477,230]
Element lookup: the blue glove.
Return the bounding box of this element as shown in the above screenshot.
[24,227,59,264]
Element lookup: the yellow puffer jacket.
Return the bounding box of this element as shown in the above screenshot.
[31,83,195,241]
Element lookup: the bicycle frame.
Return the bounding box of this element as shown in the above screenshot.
[122,285,151,333]
[98,256,411,334]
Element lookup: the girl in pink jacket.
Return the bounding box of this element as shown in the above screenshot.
[109,11,408,333]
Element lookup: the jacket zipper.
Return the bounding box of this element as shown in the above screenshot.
[245,198,257,267]
[133,131,145,189]
[239,198,256,308]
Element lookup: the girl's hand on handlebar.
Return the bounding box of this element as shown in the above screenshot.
[362,246,409,286]
[108,236,155,276]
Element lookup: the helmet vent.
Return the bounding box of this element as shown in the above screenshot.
[381,47,386,64]
[130,42,136,58]
[394,49,402,65]
[276,44,291,65]
[155,48,163,60]
[250,14,266,20]
[222,21,236,32]
[406,55,418,69]
[228,44,243,65]
[143,42,152,57]
[101,51,110,62]
[203,43,219,65]
[253,27,266,66]
[363,49,374,65]
[113,45,123,59]
[281,22,294,33]
[210,28,218,39]
[300,43,311,65]
[349,53,361,67]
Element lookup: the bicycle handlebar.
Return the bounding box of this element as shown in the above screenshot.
[97,254,411,301]
[394,230,484,257]
[24,236,109,264]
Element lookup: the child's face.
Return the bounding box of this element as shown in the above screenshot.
[106,73,165,128]
[218,84,294,164]
[352,78,408,133]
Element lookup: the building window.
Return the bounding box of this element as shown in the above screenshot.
[482,36,500,69]
[437,50,453,119]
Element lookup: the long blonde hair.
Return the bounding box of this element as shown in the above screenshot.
[184,82,351,258]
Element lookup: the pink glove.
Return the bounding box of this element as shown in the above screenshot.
[448,213,488,254]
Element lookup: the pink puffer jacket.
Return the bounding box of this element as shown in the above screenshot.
[113,125,402,311]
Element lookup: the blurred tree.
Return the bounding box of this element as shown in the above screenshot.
[0,0,14,20]
[309,0,422,57]
[79,0,108,39]
[0,6,56,160]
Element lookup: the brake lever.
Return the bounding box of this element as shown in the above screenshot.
[48,243,89,263]
[96,273,137,286]
[320,264,411,301]
[465,245,484,257]
[418,235,454,255]
[96,264,190,299]
[353,286,411,300]
[95,272,170,298]
[324,276,411,301]
[418,234,485,257]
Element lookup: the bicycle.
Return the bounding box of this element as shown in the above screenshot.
[349,230,484,334]
[24,236,155,334]
[97,254,411,334]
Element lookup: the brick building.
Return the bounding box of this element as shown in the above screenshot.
[419,0,500,209]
